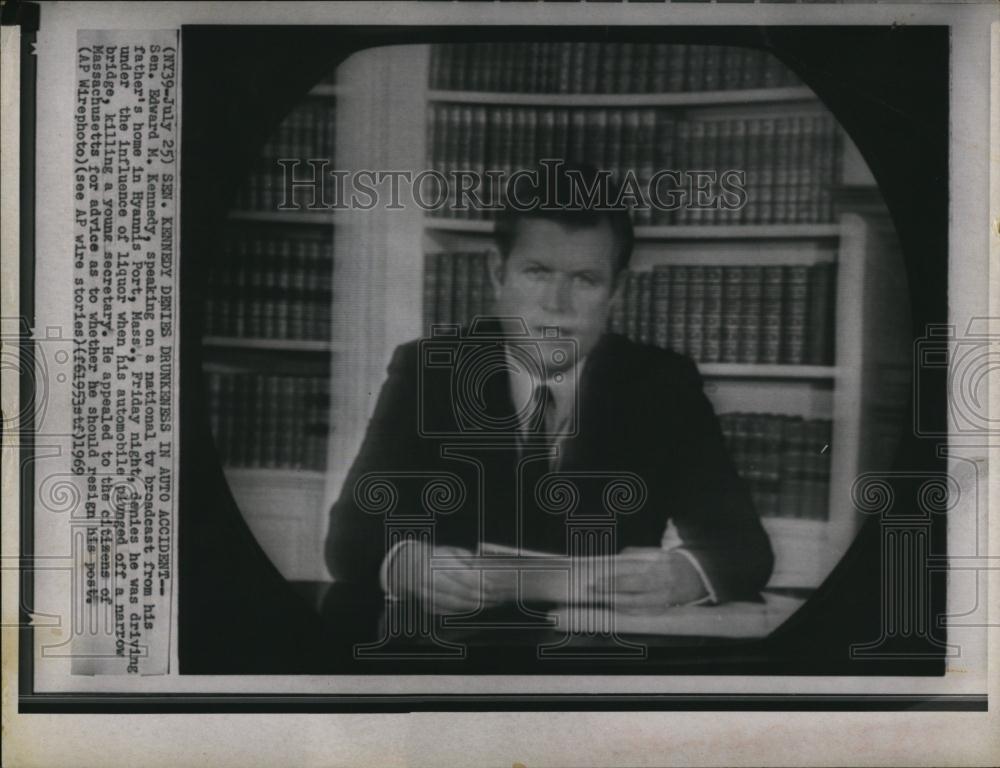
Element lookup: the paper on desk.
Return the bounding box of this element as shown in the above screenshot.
[549,592,806,638]
[478,542,563,558]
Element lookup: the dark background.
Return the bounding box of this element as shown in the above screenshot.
[177,26,949,680]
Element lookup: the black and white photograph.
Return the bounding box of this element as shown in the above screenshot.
[2,1,998,766]
[183,28,923,676]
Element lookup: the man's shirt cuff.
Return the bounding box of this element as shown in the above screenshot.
[667,547,719,605]
[379,540,415,600]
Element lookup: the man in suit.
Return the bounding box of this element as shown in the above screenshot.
[325,163,773,616]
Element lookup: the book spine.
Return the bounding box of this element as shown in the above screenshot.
[720,266,743,363]
[757,118,776,225]
[278,376,296,468]
[583,42,601,94]
[612,42,631,94]
[806,261,836,365]
[742,120,760,225]
[429,44,444,89]
[721,46,743,91]
[499,107,515,189]
[275,240,291,339]
[229,237,244,337]
[263,374,279,468]
[634,109,656,226]
[782,265,809,364]
[247,238,264,338]
[773,118,792,225]
[760,415,784,518]
[779,416,807,518]
[423,253,441,328]
[701,120,720,226]
[304,240,319,339]
[702,45,721,92]
[652,265,671,349]
[569,109,586,165]
[819,117,838,222]
[621,110,640,194]
[251,373,265,467]
[288,240,306,340]
[740,266,764,364]
[649,43,669,93]
[631,42,651,92]
[605,110,623,180]
[667,44,686,92]
[569,42,586,94]
[687,121,707,225]
[758,266,783,364]
[261,236,277,339]
[762,49,782,89]
[667,265,689,353]
[319,241,333,341]
[589,110,608,177]
[652,113,676,226]
[685,265,706,360]
[702,266,723,363]
[684,45,704,91]
[599,42,619,94]
[552,108,569,168]
[790,115,809,224]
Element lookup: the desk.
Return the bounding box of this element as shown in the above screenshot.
[294,580,810,674]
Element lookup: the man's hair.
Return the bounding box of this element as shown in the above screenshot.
[494,161,634,275]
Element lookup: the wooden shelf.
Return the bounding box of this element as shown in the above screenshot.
[636,224,841,240]
[424,218,840,241]
[227,210,339,225]
[699,363,836,380]
[224,467,326,485]
[427,86,818,108]
[203,337,338,353]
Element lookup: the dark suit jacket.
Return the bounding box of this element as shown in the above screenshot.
[325,328,773,603]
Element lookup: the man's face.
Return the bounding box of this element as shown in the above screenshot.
[490,218,620,366]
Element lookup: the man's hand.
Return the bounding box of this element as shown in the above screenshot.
[383,542,514,615]
[591,547,710,612]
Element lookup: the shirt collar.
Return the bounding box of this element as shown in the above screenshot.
[505,346,586,434]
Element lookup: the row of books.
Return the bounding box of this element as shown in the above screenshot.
[203,232,334,340]
[234,99,336,211]
[427,106,839,224]
[423,251,496,329]
[429,43,801,94]
[234,158,332,212]
[608,263,836,365]
[719,412,832,521]
[205,372,331,471]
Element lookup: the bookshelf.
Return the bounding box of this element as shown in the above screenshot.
[424,86,817,107]
[425,219,843,240]
[328,42,909,593]
[202,81,338,581]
